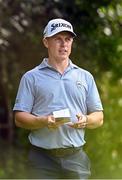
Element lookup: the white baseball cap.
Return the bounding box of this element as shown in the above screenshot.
[43,18,76,38]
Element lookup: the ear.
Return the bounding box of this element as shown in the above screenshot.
[43,38,48,48]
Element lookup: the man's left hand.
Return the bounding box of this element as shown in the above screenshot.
[68,114,88,129]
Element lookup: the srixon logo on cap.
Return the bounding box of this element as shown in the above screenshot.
[51,23,72,32]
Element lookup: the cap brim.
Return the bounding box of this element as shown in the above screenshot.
[44,30,76,38]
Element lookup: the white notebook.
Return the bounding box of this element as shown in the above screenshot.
[53,108,71,124]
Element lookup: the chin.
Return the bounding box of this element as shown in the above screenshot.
[59,55,68,60]
[60,57,68,61]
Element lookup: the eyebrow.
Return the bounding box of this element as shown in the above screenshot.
[55,33,73,37]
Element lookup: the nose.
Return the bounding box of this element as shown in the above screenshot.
[60,39,67,46]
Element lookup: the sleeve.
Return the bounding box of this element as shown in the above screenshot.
[13,73,35,113]
[86,75,103,113]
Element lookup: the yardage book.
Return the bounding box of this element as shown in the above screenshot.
[53,108,71,124]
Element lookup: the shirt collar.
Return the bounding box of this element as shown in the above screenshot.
[38,58,79,70]
[38,58,50,69]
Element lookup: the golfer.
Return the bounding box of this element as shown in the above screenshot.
[13,18,104,179]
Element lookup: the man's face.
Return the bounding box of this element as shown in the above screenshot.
[43,32,73,61]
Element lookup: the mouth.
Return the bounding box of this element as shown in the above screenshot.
[59,49,67,54]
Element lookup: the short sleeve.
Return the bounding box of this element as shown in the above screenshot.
[86,75,103,113]
[13,73,35,113]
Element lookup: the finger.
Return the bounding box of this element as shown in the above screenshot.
[74,122,87,129]
[47,120,55,128]
[76,114,82,121]
[48,124,58,129]
[67,123,76,128]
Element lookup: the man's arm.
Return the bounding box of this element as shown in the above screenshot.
[68,111,103,129]
[14,111,66,130]
[86,111,103,129]
[14,111,51,130]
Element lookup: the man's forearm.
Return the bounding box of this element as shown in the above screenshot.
[86,111,104,129]
[14,111,48,130]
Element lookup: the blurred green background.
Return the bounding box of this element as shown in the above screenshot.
[0,0,122,179]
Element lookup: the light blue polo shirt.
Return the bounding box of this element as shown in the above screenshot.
[13,58,103,149]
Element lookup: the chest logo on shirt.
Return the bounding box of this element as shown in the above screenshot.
[76,81,82,88]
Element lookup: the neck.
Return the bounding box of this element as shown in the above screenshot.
[47,58,69,74]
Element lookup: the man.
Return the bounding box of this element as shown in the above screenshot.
[13,18,103,179]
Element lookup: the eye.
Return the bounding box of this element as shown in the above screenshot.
[54,37,61,42]
[66,37,73,42]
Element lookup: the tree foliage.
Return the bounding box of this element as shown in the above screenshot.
[0,0,122,81]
